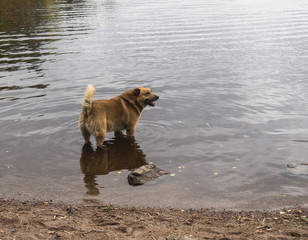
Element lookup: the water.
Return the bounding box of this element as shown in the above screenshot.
[1,0,308,209]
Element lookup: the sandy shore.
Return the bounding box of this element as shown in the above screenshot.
[0,198,307,239]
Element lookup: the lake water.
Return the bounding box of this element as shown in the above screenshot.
[1,0,308,210]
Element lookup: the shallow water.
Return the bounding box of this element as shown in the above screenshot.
[1,0,308,209]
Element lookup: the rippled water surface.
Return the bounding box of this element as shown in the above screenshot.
[1,0,308,209]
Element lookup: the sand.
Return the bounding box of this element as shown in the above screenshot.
[0,198,307,239]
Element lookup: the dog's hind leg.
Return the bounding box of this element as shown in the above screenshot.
[80,126,91,143]
[95,130,106,148]
[114,131,124,138]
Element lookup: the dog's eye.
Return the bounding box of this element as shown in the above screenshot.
[145,92,150,95]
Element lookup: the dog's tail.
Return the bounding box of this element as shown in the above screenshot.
[81,84,96,116]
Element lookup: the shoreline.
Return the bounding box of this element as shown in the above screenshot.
[1,198,307,239]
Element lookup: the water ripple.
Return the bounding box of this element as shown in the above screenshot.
[0,0,308,209]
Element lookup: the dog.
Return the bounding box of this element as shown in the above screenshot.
[78,85,159,147]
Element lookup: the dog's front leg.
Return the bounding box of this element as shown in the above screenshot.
[126,127,135,137]
[126,121,138,136]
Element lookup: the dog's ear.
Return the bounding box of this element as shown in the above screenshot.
[134,88,140,96]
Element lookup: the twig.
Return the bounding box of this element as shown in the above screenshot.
[150,235,157,240]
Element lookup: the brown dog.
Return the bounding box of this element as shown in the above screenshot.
[78,85,159,147]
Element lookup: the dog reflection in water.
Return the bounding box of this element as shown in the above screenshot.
[80,133,146,195]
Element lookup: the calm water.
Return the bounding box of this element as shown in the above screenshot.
[1,0,308,209]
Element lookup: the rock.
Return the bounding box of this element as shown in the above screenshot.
[287,163,308,175]
[127,164,170,186]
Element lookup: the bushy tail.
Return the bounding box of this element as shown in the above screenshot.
[81,84,96,116]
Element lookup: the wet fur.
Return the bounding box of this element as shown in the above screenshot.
[78,85,159,147]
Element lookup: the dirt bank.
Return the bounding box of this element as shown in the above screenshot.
[0,198,307,240]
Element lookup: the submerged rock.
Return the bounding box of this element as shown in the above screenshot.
[127,164,170,186]
[287,163,308,175]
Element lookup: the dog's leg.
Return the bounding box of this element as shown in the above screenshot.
[79,114,91,142]
[80,126,91,143]
[126,124,136,137]
[114,131,124,138]
[95,130,106,148]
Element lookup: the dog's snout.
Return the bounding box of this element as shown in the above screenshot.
[154,95,159,101]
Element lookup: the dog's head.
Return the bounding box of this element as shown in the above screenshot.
[133,87,159,107]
